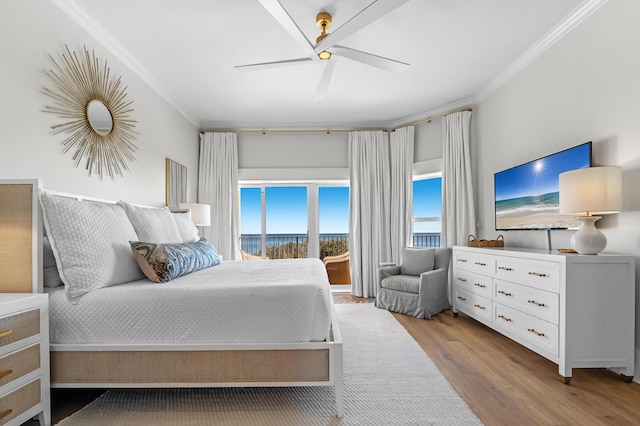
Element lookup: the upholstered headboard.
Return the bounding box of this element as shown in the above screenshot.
[0,179,43,293]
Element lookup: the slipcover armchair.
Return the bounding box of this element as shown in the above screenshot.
[376,247,451,319]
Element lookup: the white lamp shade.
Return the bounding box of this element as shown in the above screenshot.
[178,203,211,226]
[559,167,622,216]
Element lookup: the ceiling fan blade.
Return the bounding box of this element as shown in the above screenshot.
[234,57,315,72]
[314,58,338,101]
[332,45,409,72]
[257,0,320,60]
[315,0,411,53]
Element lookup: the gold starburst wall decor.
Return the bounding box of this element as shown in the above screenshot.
[42,45,138,179]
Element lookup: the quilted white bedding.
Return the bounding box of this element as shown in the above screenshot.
[46,258,332,345]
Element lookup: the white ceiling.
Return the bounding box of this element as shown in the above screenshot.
[54,0,594,130]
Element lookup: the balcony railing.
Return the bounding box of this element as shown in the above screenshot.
[240,233,440,260]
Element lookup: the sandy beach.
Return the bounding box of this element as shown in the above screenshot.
[496,211,580,230]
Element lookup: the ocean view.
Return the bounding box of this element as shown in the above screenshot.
[240,233,441,258]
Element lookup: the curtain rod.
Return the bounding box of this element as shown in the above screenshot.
[394,107,473,130]
[199,128,388,134]
[199,107,473,135]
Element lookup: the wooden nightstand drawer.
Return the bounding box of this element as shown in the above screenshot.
[0,344,40,388]
[0,310,39,349]
[0,378,41,425]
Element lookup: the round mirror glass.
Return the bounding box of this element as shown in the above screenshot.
[86,99,114,136]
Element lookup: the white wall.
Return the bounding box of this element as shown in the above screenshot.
[0,0,199,206]
[473,0,640,376]
[237,121,442,181]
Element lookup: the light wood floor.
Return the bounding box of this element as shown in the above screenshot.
[43,293,640,425]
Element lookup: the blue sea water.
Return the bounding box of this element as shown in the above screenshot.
[495,191,559,216]
[240,233,441,252]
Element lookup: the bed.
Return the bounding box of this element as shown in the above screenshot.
[0,180,344,417]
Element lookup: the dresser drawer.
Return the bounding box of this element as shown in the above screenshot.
[0,310,39,349]
[494,279,559,325]
[454,270,493,299]
[0,378,41,425]
[495,257,559,292]
[454,287,492,323]
[454,251,494,275]
[0,344,40,388]
[494,304,559,357]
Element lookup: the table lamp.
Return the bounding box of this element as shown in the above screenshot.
[178,203,211,227]
[559,166,622,255]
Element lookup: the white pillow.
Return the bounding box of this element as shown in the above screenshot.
[172,211,200,243]
[118,200,182,243]
[43,237,63,288]
[40,191,144,302]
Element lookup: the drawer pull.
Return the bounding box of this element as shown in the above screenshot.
[458,258,468,263]
[498,266,513,271]
[474,283,486,288]
[0,330,13,339]
[497,290,512,297]
[475,262,487,266]
[528,272,548,278]
[457,296,467,301]
[498,314,512,322]
[528,299,546,307]
[473,304,486,310]
[457,277,467,283]
[0,369,12,380]
[527,328,545,337]
[0,409,12,419]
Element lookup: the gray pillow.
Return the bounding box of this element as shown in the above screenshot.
[400,248,435,276]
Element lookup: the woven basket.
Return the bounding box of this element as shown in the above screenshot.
[467,234,504,248]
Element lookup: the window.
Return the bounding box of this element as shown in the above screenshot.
[240,183,349,260]
[413,175,442,247]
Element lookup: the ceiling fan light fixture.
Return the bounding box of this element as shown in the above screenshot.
[318,50,331,60]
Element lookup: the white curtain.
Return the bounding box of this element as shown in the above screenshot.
[389,126,414,262]
[348,131,391,298]
[198,132,240,260]
[442,110,476,248]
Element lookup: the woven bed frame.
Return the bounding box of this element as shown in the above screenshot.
[0,180,344,417]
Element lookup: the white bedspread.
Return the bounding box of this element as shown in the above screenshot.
[46,259,332,345]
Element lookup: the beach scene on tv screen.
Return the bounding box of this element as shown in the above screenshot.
[495,144,591,230]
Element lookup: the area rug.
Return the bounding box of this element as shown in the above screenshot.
[57,304,482,425]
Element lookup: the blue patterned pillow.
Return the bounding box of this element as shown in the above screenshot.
[130,238,221,283]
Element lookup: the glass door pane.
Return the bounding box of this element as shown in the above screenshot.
[266,187,308,259]
[240,187,263,257]
[319,186,349,260]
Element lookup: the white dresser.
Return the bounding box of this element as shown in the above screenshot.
[0,294,50,425]
[452,246,635,383]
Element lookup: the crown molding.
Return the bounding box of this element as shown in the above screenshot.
[474,0,608,104]
[51,0,200,127]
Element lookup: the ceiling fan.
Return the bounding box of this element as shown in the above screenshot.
[234,0,411,101]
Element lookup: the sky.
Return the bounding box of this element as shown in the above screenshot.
[240,178,442,235]
[494,142,591,201]
[240,186,350,235]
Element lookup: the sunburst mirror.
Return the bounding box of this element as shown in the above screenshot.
[42,45,138,179]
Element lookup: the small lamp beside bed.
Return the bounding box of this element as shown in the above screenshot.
[178,203,211,228]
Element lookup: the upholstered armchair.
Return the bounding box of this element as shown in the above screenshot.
[376,247,451,319]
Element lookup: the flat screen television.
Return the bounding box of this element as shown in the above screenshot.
[494,141,592,231]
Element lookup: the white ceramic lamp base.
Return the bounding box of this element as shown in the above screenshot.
[570,216,606,255]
